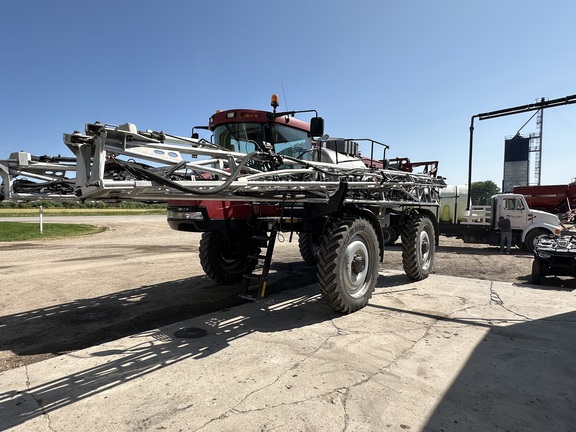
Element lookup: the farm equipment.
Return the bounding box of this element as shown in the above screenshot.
[530,234,576,284]
[0,96,447,313]
[513,183,576,223]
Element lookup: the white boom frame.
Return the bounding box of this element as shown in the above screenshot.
[1,122,446,207]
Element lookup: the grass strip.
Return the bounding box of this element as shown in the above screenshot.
[0,222,106,242]
[0,208,166,217]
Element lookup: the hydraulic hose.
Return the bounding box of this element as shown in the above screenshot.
[112,152,264,196]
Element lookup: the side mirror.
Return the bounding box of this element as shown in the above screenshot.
[309,117,324,137]
[191,125,210,139]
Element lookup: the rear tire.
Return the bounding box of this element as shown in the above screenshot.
[298,232,321,265]
[199,230,257,284]
[383,226,398,246]
[402,214,435,280]
[317,217,380,314]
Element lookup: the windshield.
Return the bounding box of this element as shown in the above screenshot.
[212,122,312,162]
[213,122,263,153]
[270,124,312,161]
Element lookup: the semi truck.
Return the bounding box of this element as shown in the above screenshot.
[0,96,446,314]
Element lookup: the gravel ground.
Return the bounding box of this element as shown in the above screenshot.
[1,215,574,372]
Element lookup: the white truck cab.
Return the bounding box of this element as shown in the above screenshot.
[495,194,562,247]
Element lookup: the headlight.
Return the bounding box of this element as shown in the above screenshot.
[167,210,204,220]
[537,252,551,259]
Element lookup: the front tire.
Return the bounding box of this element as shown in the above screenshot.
[199,230,257,284]
[524,229,547,253]
[530,258,543,285]
[402,214,435,280]
[317,217,380,314]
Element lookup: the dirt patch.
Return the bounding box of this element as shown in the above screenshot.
[0,216,574,372]
[385,234,576,291]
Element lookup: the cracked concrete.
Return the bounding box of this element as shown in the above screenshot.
[23,364,53,431]
[1,270,575,431]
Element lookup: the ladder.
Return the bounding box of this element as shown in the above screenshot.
[239,220,279,300]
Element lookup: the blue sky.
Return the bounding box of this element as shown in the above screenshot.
[1,0,575,187]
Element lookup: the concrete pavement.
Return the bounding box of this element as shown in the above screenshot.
[1,271,575,431]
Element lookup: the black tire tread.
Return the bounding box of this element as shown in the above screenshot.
[530,258,543,285]
[298,232,320,265]
[317,217,378,314]
[199,231,257,285]
[402,214,435,281]
[383,226,398,246]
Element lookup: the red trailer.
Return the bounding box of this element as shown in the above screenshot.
[513,183,576,216]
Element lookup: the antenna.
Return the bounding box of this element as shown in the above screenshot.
[281,81,288,111]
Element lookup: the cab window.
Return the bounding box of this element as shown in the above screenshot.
[212,122,312,163]
[212,123,262,153]
[503,198,525,210]
[503,198,516,210]
[269,124,312,161]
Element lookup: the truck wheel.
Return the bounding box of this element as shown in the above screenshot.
[524,229,547,253]
[199,231,257,284]
[383,226,398,246]
[298,232,321,265]
[317,217,380,314]
[530,258,543,284]
[402,214,435,280]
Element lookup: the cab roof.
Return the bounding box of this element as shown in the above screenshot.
[209,109,310,132]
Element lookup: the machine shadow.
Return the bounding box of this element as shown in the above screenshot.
[514,277,576,290]
[0,279,339,430]
[0,261,318,359]
[435,244,530,256]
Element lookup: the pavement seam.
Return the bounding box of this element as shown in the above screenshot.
[24,363,55,431]
[196,312,375,431]
[193,325,342,430]
[489,281,532,321]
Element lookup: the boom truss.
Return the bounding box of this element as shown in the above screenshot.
[1,122,446,208]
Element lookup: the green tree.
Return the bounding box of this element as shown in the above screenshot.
[470,180,500,205]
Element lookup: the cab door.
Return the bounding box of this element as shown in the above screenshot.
[499,197,528,229]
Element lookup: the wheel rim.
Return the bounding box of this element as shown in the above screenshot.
[419,229,431,271]
[382,228,391,243]
[532,234,544,249]
[219,250,242,270]
[343,236,371,298]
